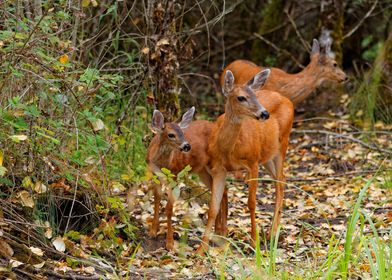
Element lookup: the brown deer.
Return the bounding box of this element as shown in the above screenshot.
[196,69,294,254]
[146,107,223,250]
[220,39,347,105]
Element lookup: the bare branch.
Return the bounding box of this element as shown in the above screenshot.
[253,32,305,69]
[343,0,378,39]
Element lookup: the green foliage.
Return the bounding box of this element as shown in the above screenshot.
[0,4,149,252]
[350,39,392,127]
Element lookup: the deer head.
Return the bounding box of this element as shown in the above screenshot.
[311,39,347,84]
[150,107,195,152]
[223,69,270,121]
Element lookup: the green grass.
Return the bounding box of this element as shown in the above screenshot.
[203,176,390,280]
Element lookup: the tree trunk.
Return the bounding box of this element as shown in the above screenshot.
[251,0,285,65]
[319,0,345,64]
[145,0,181,121]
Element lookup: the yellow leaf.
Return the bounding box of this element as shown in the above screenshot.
[59,54,69,64]
[0,150,3,166]
[82,0,90,7]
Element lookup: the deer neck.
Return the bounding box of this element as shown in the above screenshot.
[215,103,243,155]
[276,58,324,103]
[152,137,174,168]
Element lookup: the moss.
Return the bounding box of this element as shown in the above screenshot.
[251,0,285,64]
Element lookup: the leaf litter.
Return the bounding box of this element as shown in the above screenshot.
[1,115,391,279]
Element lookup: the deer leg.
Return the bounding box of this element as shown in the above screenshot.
[149,183,162,237]
[270,154,285,239]
[247,164,259,247]
[199,169,227,236]
[165,184,175,251]
[196,170,226,255]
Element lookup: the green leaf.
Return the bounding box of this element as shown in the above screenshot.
[161,168,171,175]
[177,165,192,180]
[172,186,181,200]
[0,166,7,177]
[79,68,99,83]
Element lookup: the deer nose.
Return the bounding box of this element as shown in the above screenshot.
[257,110,269,120]
[180,142,191,152]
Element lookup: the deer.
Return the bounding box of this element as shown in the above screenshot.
[146,107,228,250]
[220,39,347,105]
[214,39,347,232]
[196,69,294,254]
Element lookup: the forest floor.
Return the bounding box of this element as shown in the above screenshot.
[2,105,391,280]
[125,108,392,279]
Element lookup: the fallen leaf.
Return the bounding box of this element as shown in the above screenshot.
[10,259,23,268]
[156,38,170,47]
[9,134,28,142]
[17,190,35,208]
[59,54,69,64]
[0,239,14,258]
[33,261,45,269]
[52,237,66,252]
[34,181,47,194]
[91,119,105,131]
[30,246,44,256]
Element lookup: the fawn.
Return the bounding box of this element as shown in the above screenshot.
[147,107,224,250]
[197,69,294,254]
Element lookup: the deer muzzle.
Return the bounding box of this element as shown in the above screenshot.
[256,110,270,121]
[180,142,191,152]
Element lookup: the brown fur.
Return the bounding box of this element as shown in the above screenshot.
[220,52,347,105]
[147,120,215,250]
[197,80,294,253]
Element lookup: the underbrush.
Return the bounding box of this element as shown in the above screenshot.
[0,4,150,272]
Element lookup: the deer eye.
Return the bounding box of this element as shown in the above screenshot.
[333,62,337,67]
[237,96,247,102]
[168,133,175,139]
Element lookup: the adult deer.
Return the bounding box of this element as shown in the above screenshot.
[221,39,347,105]
[197,69,294,253]
[146,107,222,250]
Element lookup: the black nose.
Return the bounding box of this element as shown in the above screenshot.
[181,143,191,152]
[259,110,269,120]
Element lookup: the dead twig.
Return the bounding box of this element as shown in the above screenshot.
[293,129,392,154]
[287,168,392,182]
[343,0,379,39]
[253,33,305,69]
[284,9,310,52]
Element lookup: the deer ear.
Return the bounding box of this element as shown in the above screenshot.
[324,41,331,54]
[150,110,165,133]
[247,69,270,91]
[311,39,320,56]
[179,106,195,129]
[222,70,235,96]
